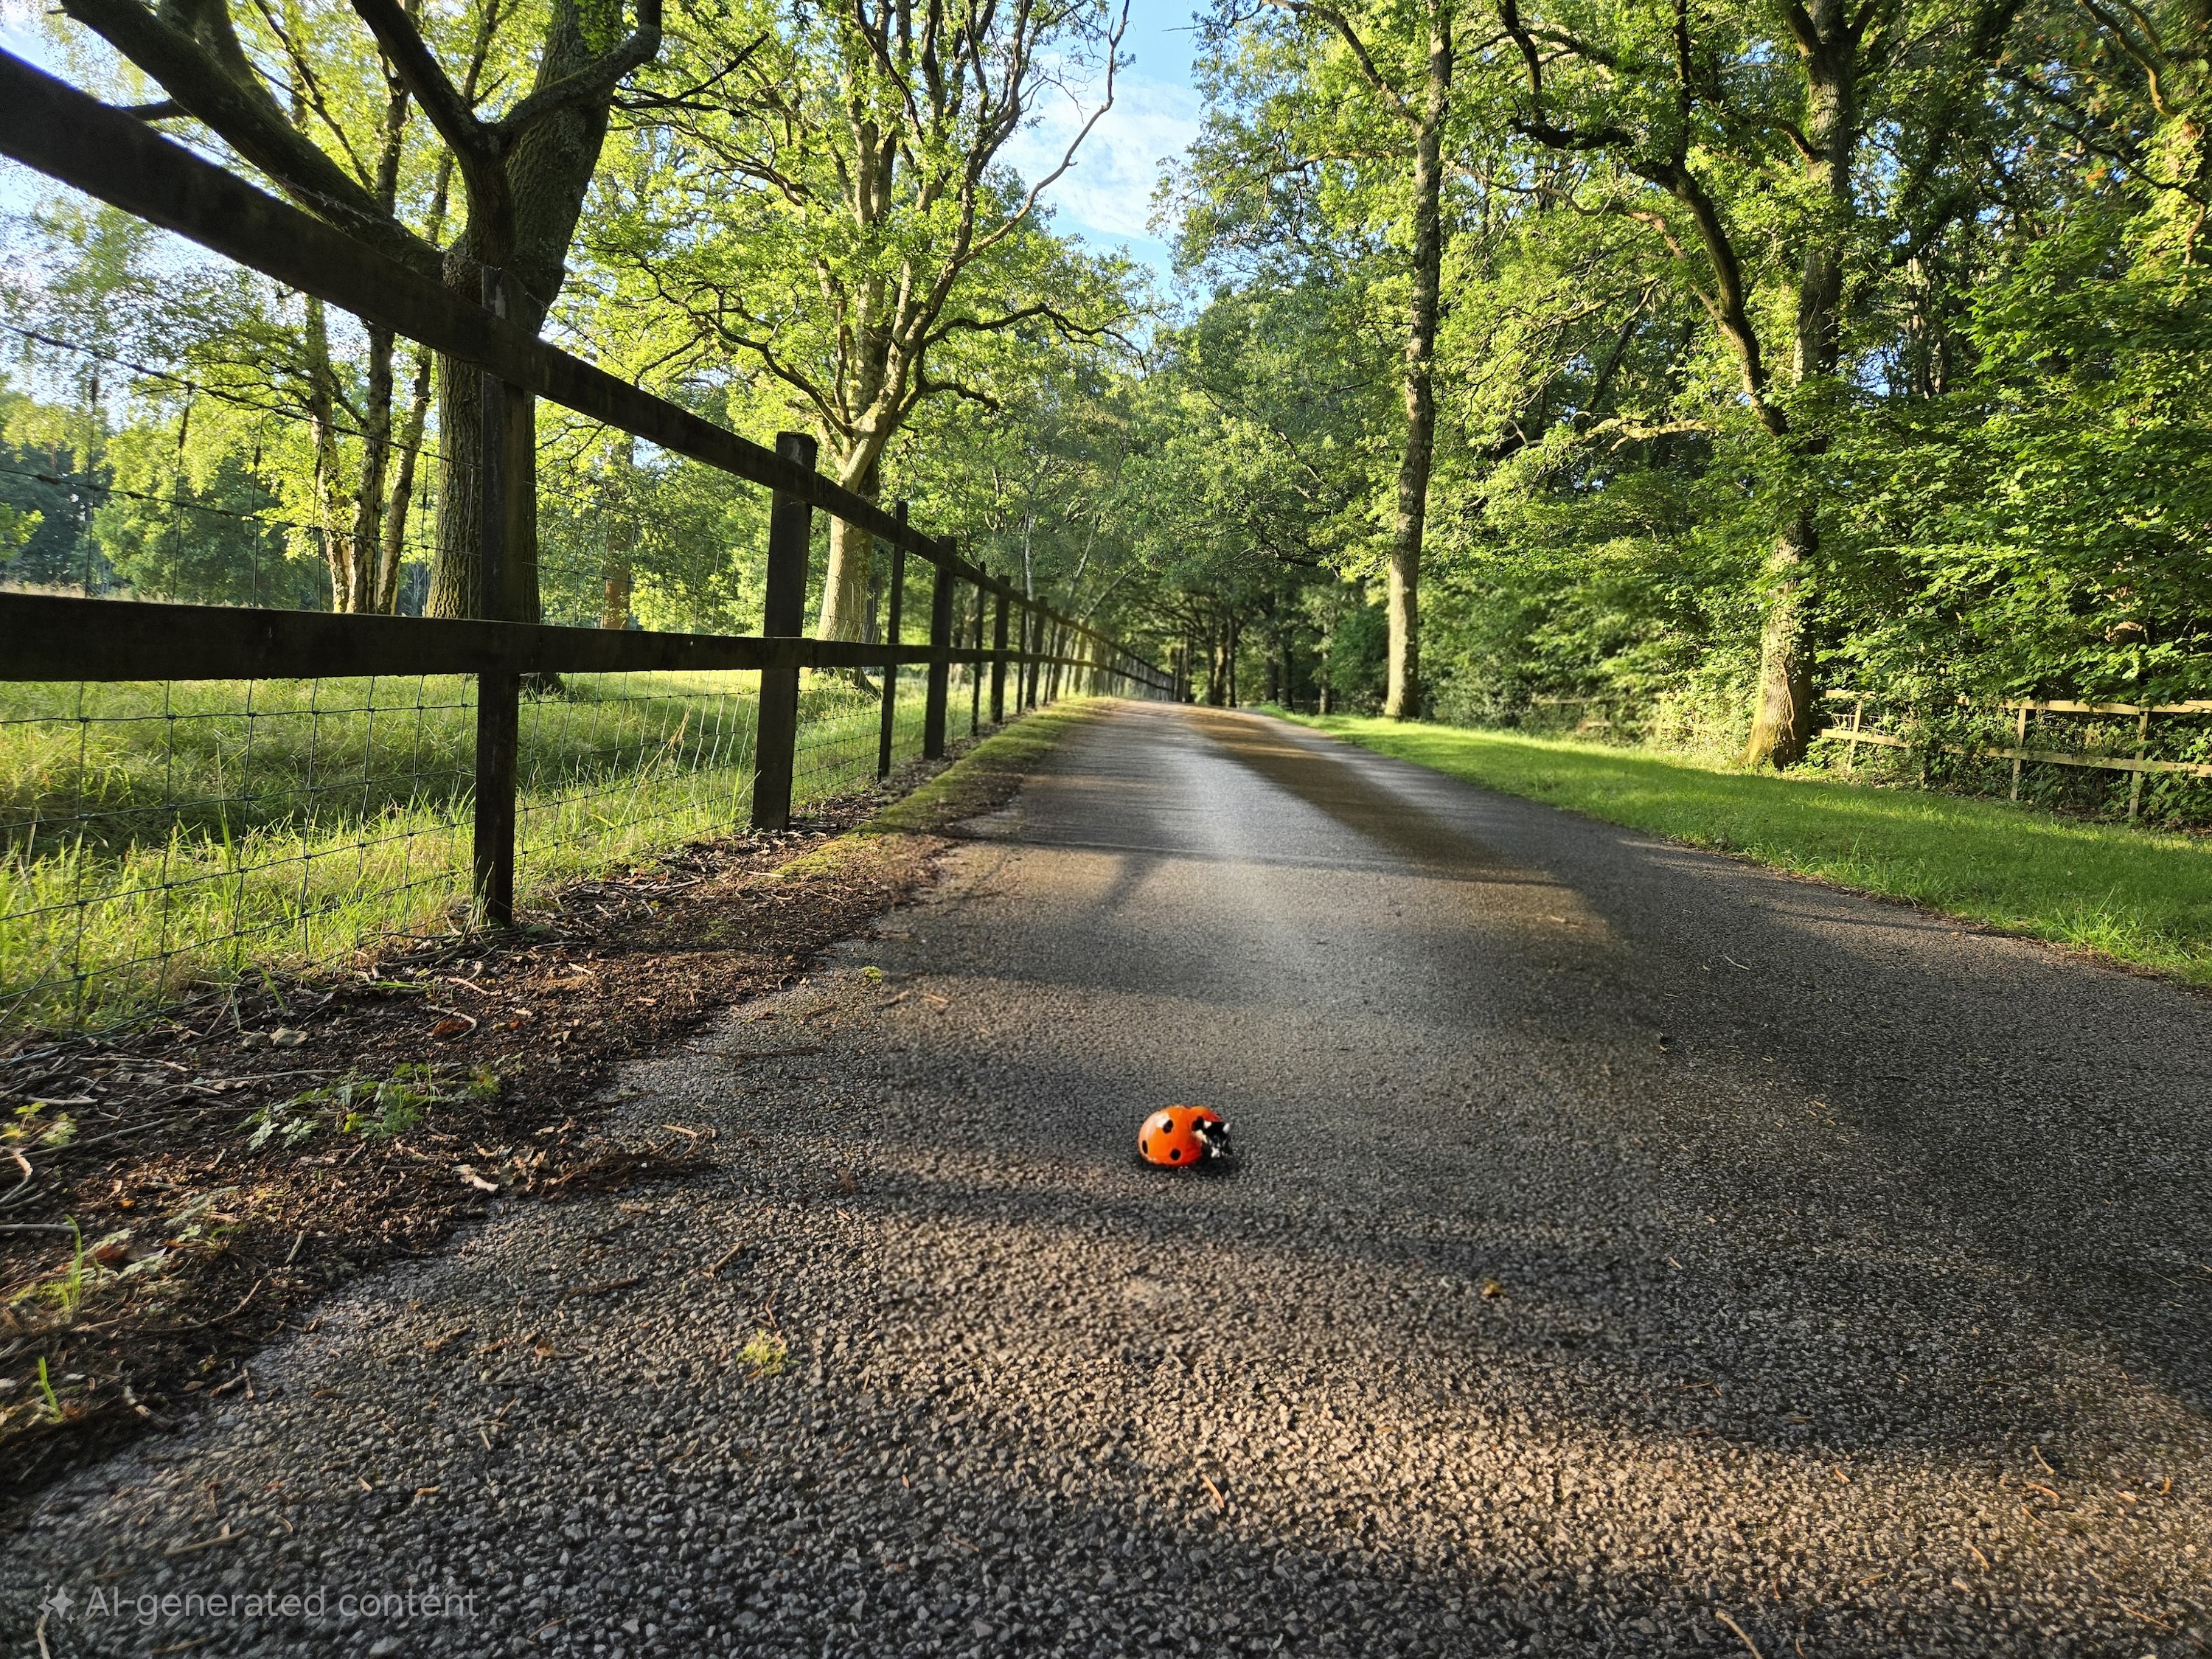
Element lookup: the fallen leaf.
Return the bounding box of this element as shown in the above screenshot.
[431,1015,478,1040]
[269,1029,307,1048]
[1480,1279,1504,1298]
[454,1164,499,1193]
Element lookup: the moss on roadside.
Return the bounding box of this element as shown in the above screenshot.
[863,701,1101,837]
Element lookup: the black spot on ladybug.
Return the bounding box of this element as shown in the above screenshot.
[1169,1147,1183,1161]
[1141,1139,1150,1155]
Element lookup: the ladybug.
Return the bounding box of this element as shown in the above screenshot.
[1138,1105,1231,1168]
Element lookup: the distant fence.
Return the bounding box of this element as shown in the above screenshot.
[1520,689,2212,825]
[0,53,1168,1035]
[1818,692,2212,821]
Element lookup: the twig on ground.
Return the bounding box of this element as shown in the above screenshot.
[703,1240,748,1277]
[1715,1609,1765,1659]
[560,1276,641,1299]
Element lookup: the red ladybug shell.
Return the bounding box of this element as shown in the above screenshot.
[1139,1105,1229,1167]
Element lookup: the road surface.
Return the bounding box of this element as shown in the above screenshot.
[10,701,2211,1657]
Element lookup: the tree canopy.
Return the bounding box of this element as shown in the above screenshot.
[6,0,2209,768]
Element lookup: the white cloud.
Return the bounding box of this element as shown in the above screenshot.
[1008,74,1200,246]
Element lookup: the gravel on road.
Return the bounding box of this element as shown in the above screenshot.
[7,700,2208,1658]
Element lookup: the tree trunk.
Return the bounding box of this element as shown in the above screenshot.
[601,434,638,629]
[425,246,545,622]
[344,321,397,613]
[816,451,880,640]
[1743,511,1818,766]
[375,345,434,613]
[427,340,540,622]
[1745,0,1856,766]
[425,0,627,622]
[301,298,363,612]
[1383,4,1451,720]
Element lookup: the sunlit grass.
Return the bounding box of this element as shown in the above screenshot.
[1301,716,2212,987]
[1,670,897,1033]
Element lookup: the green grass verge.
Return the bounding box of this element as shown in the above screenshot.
[1298,714,2212,987]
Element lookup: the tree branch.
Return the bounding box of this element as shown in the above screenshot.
[494,0,664,142]
[346,0,507,249]
[58,0,441,276]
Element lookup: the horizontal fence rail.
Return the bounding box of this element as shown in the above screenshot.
[1819,692,2212,820]
[0,594,1115,684]
[0,49,1169,1036]
[0,51,1168,681]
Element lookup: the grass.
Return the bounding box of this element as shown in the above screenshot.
[1298,715,2212,988]
[1,664,993,1034]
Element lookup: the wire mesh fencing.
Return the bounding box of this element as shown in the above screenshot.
[1814,691,2212,825]
[0,665,968,1037]
[1,674,474,1032]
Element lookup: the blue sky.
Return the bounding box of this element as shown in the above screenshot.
[1004,0,1206,282]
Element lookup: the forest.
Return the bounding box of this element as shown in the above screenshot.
[3,0,2209,795]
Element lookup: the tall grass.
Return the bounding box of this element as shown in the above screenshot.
[1,669,900,1034]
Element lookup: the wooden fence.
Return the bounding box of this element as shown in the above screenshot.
[0,51,1169,928]
[1819,692,2212,819]
[1525,690,2212,821]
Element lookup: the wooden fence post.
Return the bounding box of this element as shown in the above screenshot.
[990,585,1009,726]
[2129,706,2151,820]
[875,502,907,780]
[1024,602,1041,710]
[969,564,987,737]
[2010,702,2028,800]
[751,430,817,830]
[922,540,955,759]
[472,267,521,928]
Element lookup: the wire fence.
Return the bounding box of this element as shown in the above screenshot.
[1815,691,2212,825]
[0,664,961,1035]
[1512,690,2212,828]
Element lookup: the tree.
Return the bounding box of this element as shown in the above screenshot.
[599,0,1131,644]
[53,0,665,619]
[1183,0,1491,715]
[1495,0,2020,762]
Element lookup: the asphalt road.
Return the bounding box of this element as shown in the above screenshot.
[9,701,2211,1658]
